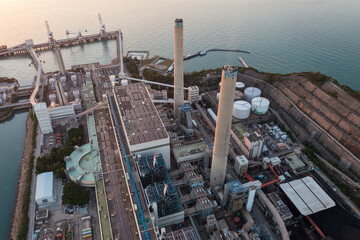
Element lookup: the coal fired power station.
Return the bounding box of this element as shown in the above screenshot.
[210,66,237,187]
[174,18,184,118]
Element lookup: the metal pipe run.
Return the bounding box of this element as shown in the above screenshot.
[306,215,326,239]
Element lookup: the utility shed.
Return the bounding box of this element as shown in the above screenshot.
[280,176,335,215]
[35,172,55,206]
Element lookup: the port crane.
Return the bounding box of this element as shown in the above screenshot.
[98,13,106,35]
[45,21,56,44]
[65,29,87,40]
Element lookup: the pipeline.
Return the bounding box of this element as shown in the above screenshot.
[306,215,326,239]
[243,172,254,182]
[109,95,150,240]
[261,163,280,188]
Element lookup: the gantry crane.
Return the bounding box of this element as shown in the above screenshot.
[65,29,87,40]
[45,21,56,44]
[98,13,106,36]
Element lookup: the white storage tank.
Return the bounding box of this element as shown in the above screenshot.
[121,79,128,86]
[71,75,77,81]
[49,78,55,85]
[251,97,270,115]
[236,82,245,91]
[233,101,251,119]
[234,90,243,101]
[109,75,116,82]
[60,76,66,83]
[244,87,261,102]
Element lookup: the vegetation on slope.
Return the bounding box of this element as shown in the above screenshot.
[302,141,360,208]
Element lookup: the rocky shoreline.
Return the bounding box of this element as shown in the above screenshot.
[10,113,33,239]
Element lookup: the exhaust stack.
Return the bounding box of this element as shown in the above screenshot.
[173,18,184,118]
[210,66,237,187]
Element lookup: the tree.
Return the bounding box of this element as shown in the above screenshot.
[62,182,90,205]
[54,167,67,179]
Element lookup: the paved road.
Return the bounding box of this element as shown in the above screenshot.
[27,127,42,240]
[0,101,30,109]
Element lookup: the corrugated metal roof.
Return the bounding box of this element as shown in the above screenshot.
[280,176,335,216]
[114,83,168,145]
[35,172,53,200]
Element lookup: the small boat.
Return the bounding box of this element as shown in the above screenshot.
[200,50,207,56]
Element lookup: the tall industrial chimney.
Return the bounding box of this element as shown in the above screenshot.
[174,18,184,118]
[210,66,237,187]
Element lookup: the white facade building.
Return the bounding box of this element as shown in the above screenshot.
[234,155,249,175]
[34,102,53,134]
[48,105,75,121]
[243,132,264,159]
[188,86,199,103]
[35,172,55,206]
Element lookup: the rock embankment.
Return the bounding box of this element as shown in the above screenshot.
[10,113,33,239]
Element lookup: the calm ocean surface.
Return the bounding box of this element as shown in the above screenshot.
[0,0,359,237]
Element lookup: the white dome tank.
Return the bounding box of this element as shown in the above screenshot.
[236,82,245,91]
[234,90,243,101]
[233,101,251,119]
[244,87,261,102]
[121,79,129,86]
[251,97,270,115]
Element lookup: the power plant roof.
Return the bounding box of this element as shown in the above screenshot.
[114,83,168,146]
[280,176,335,216]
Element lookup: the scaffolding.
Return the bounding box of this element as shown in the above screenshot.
[137,153,169,187]
[224,180,247,213]
[146,180,183,218]
[160,227,199,240]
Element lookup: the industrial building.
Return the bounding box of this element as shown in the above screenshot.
[137,153,184,228]
[285,153,308,175]
[267,192,293,223]
[113,83,171,168]
[173,139,211,167]
[159,227,198,240]
[222,180,261,213]
[188,86,199,103]
[243,132,264,159]
[35,172,55,206]
[234,155,249,175]
[48,104,75,120]
[64,115,102,187]
[280,176,336,216]
[137,153,170,187]
[34,102,53,134]
[146,180,184,227]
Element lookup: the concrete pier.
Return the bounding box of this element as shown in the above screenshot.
[0,31,119,58]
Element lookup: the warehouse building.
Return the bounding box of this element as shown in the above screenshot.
[113,83,171,169]
[35,172,55,206]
